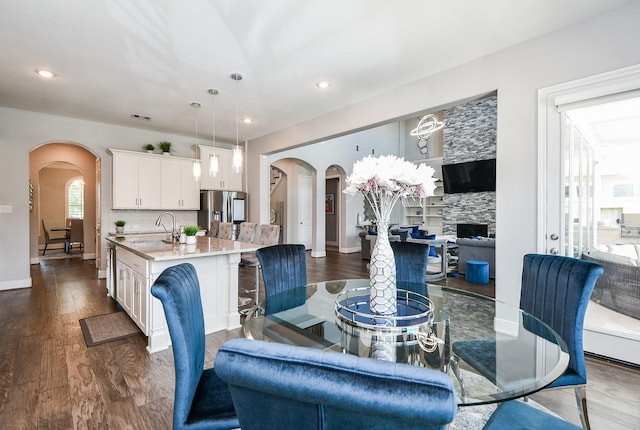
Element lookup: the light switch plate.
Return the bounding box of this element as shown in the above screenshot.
[0,205,12,213]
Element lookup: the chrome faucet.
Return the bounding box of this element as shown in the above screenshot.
[155,212,179,242]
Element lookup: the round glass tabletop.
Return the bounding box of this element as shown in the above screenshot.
[243,279,569,406]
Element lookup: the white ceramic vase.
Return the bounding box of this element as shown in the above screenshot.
[369,221,397,315]
[185,235,197,244]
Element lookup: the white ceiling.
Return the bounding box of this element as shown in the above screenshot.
[0,0,632,144]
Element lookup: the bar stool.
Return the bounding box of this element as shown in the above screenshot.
[238,224,280,314]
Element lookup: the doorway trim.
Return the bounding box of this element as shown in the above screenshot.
[29,141,101,266]
[537,64,640,252]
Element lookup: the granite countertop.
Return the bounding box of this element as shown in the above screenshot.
[106,234,259,261]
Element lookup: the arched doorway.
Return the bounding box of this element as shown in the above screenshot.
[29,142,99,267]
[38,162,83,256]
[270,158,316,248]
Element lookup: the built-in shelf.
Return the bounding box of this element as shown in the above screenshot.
[404,157,444,233]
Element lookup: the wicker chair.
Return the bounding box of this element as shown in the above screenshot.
[582,251,640,321]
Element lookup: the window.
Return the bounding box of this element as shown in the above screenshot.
[67,177,84,219]
[613,183,634,197]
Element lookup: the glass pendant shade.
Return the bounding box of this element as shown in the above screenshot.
[208,88,220,178]
[232,145,242,173]
[230,73,243,174]
[209,153,219,177]
[191,101,201,181]
[192,159,201,181]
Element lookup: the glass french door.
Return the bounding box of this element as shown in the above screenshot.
[541,87,640,365]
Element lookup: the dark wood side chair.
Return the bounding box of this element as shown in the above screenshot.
[41,219,69,255]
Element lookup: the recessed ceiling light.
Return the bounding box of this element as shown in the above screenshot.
[242,117,253,124]
[35,69,56,78]
[316,80,330,89]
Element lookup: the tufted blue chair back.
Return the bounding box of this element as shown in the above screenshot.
[215,338,457,430]
[151,263,238,429]
[256,244,307,314]
[521,254,603,387]
[391,240,430,294]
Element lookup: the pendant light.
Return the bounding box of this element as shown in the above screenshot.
[231,72,243,174]
[208,88,220,177]
[191,102,202,181]
[409,113,445,140]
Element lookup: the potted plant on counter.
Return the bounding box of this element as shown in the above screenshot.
[144,144,155,153]
[115,220,126,234]
[158,141,172,155]
[183,225,200,244]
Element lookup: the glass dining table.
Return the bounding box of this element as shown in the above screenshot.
[243,279,570,406]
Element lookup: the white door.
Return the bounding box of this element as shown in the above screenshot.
[297,175,313,249]
[539,67,640,365]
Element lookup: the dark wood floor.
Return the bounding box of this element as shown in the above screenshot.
[1,252,638,429]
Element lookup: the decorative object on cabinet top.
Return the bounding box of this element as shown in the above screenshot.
[158,140,172,154]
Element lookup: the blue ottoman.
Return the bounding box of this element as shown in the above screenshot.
[466,260,489,284]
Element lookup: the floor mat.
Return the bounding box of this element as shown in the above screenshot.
[79,311,141,347]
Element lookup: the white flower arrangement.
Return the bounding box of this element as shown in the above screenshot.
[344,155,437,223]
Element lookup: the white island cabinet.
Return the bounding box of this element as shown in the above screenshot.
[115,247,149,334]
[106,235,259,353]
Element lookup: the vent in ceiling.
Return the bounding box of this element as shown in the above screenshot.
[130,113,151,121]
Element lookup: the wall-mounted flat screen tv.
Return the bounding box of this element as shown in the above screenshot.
[442,158,496,194]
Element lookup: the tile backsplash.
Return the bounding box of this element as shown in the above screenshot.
[109,210,198,235]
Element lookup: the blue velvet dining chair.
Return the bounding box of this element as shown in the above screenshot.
[150,263,239,430]
[452,254,603,429]
[391,240,430,294]
[214,338,457,430]
[519,253,603,429]
[256,244,307,315]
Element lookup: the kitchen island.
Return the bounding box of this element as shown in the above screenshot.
[106,234,259,353]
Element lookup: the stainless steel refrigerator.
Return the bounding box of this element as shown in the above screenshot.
[198,190,247,239]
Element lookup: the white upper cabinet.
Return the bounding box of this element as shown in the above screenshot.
[111,149,199,210]
[161,157,200,209]
[112,150,162,209]
[199,146,243,191]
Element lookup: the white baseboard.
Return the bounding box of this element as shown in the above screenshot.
[340,246,361,254]
[0,277,32,291]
